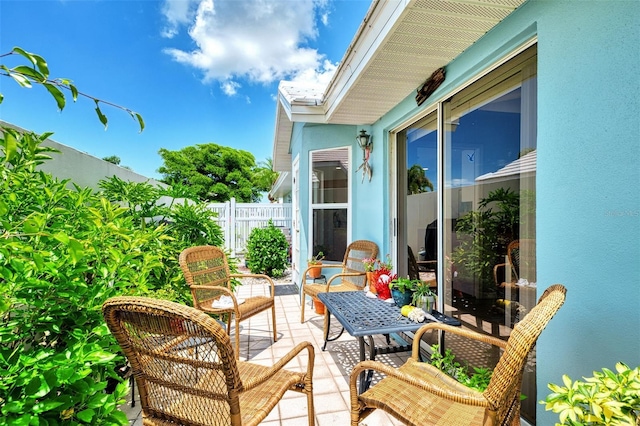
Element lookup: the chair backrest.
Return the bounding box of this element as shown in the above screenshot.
[483,284,566,423]
[341,240,379,288]
[179,245,231,287]
[507,239,536,282]
[407,246,420,281]
[103,296,244,425]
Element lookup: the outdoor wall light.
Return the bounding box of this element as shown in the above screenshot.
[355,129,373,182]
[356,129,372,153]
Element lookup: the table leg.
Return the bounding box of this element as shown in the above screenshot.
[359,335,377,394]
[322,306,345,351]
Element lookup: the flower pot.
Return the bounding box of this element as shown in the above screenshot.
[313,297,325,314]
[308,264,322,279]
[391,289,414,307]
[366,271,377,294]
[415,295,435,313]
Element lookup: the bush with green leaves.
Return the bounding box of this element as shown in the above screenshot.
[428,344,492,392]
[245,220,289,278]
[541,363,640,425]
[0,127,226,424]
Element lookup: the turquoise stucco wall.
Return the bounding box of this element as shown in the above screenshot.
[293,123,388,274]
[369,0,640,423]
[291,1,639,422]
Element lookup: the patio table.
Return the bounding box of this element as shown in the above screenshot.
[317,291,460,393]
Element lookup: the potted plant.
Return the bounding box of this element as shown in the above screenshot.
[307,251,324,279]
[362,257,378,293]
[413,281,436,313]
[389,277,418,307]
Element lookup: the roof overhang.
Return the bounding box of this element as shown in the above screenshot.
[273,0,527,172]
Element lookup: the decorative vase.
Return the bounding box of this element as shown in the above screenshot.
[391,289,414,307]
[313,297,325,314]
[366,271,377,294]
[308,264,322,279]
[416,295,435,313]
[375,279,392,300]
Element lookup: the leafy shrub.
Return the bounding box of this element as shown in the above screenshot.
[541,362,640,425]
[428,344,492,392]
[0,127,226,424]
[246,219,289,277]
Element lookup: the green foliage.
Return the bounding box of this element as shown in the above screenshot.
[389,277,419,293]
[102,155,121,165]
[0,126,226,423]
[0,47,144,132]
[407,164,434,194]
[158,143,265,203]
[541,363,640,425]
[429,344,492,392]
[452,188,522,294]
[245,220,289,278]
[253,158,279,201]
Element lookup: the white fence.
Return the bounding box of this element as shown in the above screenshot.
[209,198,292,256]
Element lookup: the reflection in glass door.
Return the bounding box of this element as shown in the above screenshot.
[397,45,537,422]
[443,46,537,422]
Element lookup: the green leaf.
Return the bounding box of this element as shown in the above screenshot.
[70,84,78,101]
[76,408,95,423]
[3,131,18,163]
[43,83,66,111]
[10,65,45,82]
[95,102,108,129]
[31,53,50,77]
[68,238,84,263]
[8,71,32,88]
[133,112,145,132]
[0,92,4,103]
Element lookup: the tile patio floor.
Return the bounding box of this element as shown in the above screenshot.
[121,276,408,425]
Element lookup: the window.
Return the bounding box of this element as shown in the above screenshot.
[310,148,349,262]
[397,44,537,422]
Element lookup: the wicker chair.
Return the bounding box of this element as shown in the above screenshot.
[179,246,276,359]
[349,284,566,426]
[300,240,379,323]
[103,296,315,426]
[493,239,537,289]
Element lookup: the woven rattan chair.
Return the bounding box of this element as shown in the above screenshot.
[349,284,566,426]
[179,246,276,359]
[103,296,315,426]
[300,240,379,323]
[493,239,537,289]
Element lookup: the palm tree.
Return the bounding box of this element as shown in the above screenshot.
[407,164,434,194]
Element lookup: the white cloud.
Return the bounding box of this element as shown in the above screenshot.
[161,0,337,96]
[161,0,200,38]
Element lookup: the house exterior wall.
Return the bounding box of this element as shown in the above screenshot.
[289,1,639,423]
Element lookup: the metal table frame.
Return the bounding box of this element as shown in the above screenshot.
[317,291,460,393]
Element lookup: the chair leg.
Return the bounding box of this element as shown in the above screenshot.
[235,318,240,360]
[271,304,278,343]
[307,389,315,426]
[300,291,306,323]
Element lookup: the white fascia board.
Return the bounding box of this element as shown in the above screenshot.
[323,0,409,123]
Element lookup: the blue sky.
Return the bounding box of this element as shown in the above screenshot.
[0,0,370,179]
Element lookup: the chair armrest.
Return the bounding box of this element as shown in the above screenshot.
[229,273,276,298]
[190,285,239,312]
[242,341,315,390]
[411,323,507,360]
[325,271,367,290]
[349,359,488,407]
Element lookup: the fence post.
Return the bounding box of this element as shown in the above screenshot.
[229,197,236,257]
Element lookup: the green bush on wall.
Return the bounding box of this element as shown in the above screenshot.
[246,220,289,278]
